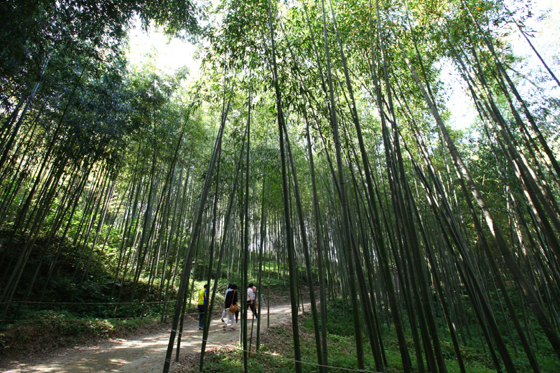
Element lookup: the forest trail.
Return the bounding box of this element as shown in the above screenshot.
[1,302,308,373]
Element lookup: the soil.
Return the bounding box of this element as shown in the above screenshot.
[0,301,306,373]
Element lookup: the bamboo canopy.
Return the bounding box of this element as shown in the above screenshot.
[1,0,559,372]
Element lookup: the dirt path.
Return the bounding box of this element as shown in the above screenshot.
[1,302,306,373]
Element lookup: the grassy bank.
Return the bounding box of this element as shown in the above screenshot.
[177,298,560,373]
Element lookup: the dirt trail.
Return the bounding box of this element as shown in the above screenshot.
[1,302,307,373]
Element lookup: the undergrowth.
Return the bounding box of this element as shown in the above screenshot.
[178,298,560,373]
[0,310,163,359]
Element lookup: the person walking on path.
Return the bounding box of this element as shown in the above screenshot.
[221,283,232,322]
[224,284,238,331]
[247,283,258,319]
[198,284,208,330]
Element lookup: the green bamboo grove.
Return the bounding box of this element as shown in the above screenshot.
[1,0,559,372]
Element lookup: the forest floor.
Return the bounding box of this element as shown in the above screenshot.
[0,298,305,373]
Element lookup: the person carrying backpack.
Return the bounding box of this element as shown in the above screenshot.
[198,284,208,330]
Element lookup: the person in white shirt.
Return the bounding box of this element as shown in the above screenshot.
[247,283,258,318]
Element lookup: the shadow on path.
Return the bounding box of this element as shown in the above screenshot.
[1,302,308,373]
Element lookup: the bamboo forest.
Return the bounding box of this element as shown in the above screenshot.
[1,0,559,372]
